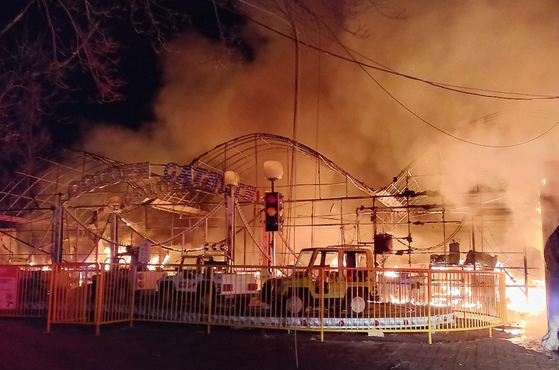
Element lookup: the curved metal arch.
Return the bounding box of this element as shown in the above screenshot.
[0,133,388,264]
[191,133,376,197]
[0,150,120,215]
[0,133,380,217]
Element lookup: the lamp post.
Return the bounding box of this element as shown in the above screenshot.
[263,161,283,192]
[224,170,239,263]
[107,196,122,267]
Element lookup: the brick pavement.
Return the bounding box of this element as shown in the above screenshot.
[1,319,559,370]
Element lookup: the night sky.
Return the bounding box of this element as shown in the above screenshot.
[5,1,559,194]
[48,0,252,147]
[0,0,250,148]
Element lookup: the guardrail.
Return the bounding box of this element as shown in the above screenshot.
[0,263,507,342]
[47,263,135,334]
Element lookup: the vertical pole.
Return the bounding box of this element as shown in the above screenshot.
[110,213,119,266]
[129,269,136,327]
[339,199,344,245]
[95,265,104,335]
[204,218,208,244]
[471,212,476,271]
[261,212,270,267]
[523,245,529,303]
[207,268,214,334]
[46,264,57,333]
[442,197,447,256]
[269,181,276,267]
[427,267,432,344]
[226,186,236,263]
[320,268,325,342]
[52,195,64,263]
[372,198,377,268]
[499,272,508,324]
[270,233,276,267]
[471,213,476,252]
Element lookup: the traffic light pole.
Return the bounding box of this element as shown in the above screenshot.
[263,160,283,269]
[268,179,276,267]
[226,186,236,263]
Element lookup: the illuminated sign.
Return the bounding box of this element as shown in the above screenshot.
[67,162,258,203]
[68,163,150,198]
[163,163,257,202]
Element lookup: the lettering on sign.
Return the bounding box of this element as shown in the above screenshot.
[68,163,150,198]
[163,163,258,202]
[0,265,18,310]
[67,162,258,203]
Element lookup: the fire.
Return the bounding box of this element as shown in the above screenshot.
[383,266,400,278]
[147,254,169,270]
[506,279,546,316]
[389,295,416,304]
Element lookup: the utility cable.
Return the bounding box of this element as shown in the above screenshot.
[241,12,559,101]
[317,20,559,148]
[228,8,559,147]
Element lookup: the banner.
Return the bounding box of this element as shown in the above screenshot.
[0,265,18,310]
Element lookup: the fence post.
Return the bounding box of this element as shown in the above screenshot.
[46,263,57,333]
[499,271,507,324]
[94,264,104,335]
[207,268,215,334]
[129,267,136,327]
[427,268,432,344]
[320,267,325,342]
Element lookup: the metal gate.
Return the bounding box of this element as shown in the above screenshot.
[47,263,135,334]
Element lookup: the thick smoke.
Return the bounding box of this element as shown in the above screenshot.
[81,0,559,337]
[82,0,559,183]
[82,0,559,249]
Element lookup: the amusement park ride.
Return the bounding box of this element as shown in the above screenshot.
[0,133,544,337]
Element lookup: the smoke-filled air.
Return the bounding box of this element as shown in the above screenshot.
[81,0,559,182]
[82,0,559,238]
[79,0,559,340]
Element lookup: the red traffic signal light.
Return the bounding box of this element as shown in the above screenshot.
[265,192,282,232]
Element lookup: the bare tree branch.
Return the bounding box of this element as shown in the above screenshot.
[0,0,34,38]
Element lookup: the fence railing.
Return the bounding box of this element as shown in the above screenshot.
[0,263,507,342]
[0,264,51,317]
[46,263,135,334]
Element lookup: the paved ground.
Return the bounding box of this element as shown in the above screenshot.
[1,319,559,370]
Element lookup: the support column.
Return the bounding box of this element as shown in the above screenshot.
[110,213,119,265]
[52,195,63,263]
[226,188,236,263]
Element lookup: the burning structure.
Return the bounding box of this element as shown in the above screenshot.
[0,133,542,282]
[0,132,549,339]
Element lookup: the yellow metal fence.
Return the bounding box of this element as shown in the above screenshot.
[0,263,507,342]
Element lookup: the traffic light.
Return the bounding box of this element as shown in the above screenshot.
[264,192,282,232]
[136,271,146,290]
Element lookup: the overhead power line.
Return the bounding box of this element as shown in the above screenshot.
[238,11,559,148]
[243,14,559,101]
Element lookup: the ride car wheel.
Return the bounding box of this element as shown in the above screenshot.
[284,292,306,316]
[346,289,368,316]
